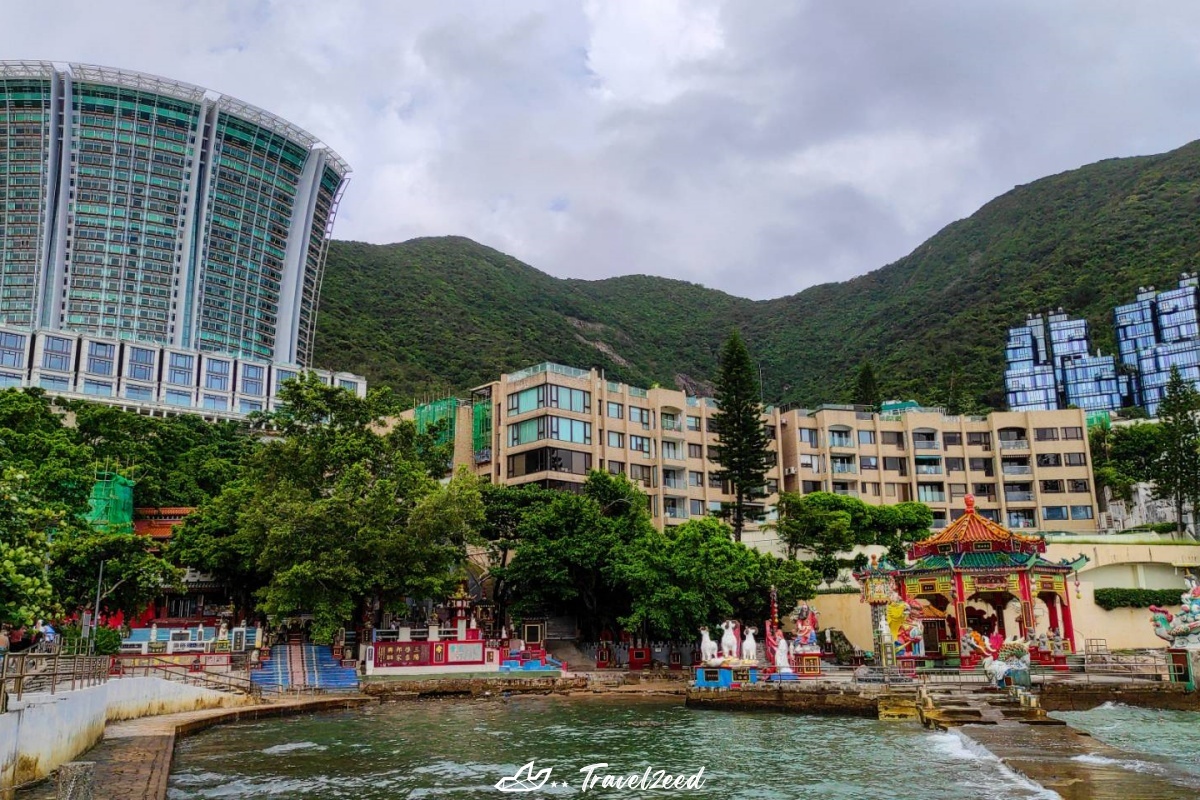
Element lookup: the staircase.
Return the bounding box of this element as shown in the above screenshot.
[251,644,358,692]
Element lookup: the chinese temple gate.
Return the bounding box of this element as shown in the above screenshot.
[892,495,1086,666]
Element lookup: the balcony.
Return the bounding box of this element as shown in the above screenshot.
[1001,465,1033,476]
[1005,491,1035,502]
[917,492,947,503]
[831,463,857,474]
[662,450,685,462]
[999,439,1030,451]
[663,477,685,489]
[915,465,943,475]
[829,437,855,449]
[832,488,858,497]
[913,440,939,450]
[664,506,688,520]
[661,418,683,432]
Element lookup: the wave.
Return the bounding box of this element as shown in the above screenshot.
[261,741,328,755]
[946,731,1062,800]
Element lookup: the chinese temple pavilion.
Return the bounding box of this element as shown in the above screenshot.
[891,495,1087,665]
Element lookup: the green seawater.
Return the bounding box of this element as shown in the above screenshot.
[167,697,1057,799]
[1051,703,1200,780]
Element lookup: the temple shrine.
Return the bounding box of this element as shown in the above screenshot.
[859,494,1087,671]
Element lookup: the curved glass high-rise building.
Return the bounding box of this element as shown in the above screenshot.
[0,61,350,366]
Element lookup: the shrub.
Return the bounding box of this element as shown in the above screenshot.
[1093,588,1183,611]
[58,623,122,655]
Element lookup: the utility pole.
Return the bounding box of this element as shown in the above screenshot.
[90,561,105,656]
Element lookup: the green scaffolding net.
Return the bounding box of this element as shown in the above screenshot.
[472,399,493,463]
[86,471,135,534]
[414,398,459,447]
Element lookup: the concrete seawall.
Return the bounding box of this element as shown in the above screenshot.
[684,684,885,717]
[0,677,249,792]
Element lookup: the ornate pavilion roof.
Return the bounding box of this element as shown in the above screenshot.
[904,550,1088,574]
[908,494,1045,560]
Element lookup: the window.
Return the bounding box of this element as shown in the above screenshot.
[687,416,701,431]
[690,499,705,516]
[165,389,192,407]
[167,353,194,386]
[629,463,653,487]
[973,483,997,499]
[1062,427,1084,440]
[607,460,624,475]
[242,364,265,396]
[708,500,723,513]
[943,432,962,447]
[802,480,823,494]
[1068,479,1090,493]
[882,456,907,475]
[799,428,818,445]
[607,401,623,419]
[0,373,18,387]
[608,431,624,448]
[689,471,703,487]
[629,406,651,427]
[969,457,994,476]
[946,457,965,472]
[1064,452,1087,467]
[239,399,263,413]
[40,375,69,391]
[829,429,854,448]
[628,435,650,456]
[124,385,153,401]
[511,416,592,446]
[1070,505,1094,520]
[885,483,897,498]
[662,442,683,460]
[127,346,155,381]
[708,473,725,490]
[203,394,228,411]
[42,336,72,371]
[950,483,968,499]
[86,342,114,376]
[882,431,905,448]
[509,384,590,416]
[688,443,703,459]
[339,379,359,392]
[0,332,25,369]
[1034,427,1059,441]
[83,379,112,396]
[858,430,875,445]
[1036,453,1062,468]
[508,447,592,478]
[1040,479,1064,493]
[861,456,878,470]
[1042,506,1068,521]
[862,482,880,497]
[967,432,992,449]
[205,359,230,391]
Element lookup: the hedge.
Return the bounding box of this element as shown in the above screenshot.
[1094,588,1184,611]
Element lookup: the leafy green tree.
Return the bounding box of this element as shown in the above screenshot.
[48,528,180,619]
[1151,367,1200,536]
[709,331,771,541]
[499,471,651,638]
[0,389,94,514]
[1090,422,1161,504]
[869,502,934,562]
[0,469,57,627]
[773,491,854,560]
[478,483,558,630]
[854,361,881,409]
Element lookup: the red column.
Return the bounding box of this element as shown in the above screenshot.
[1016,571,1034,638]
[1046,594,1060,632]
[1060,593,1076,652]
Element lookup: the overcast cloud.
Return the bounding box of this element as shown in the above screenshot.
[7,1,1200,298]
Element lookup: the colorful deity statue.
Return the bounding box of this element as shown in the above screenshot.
[791,602,820,653]
[1150,573,1200,648]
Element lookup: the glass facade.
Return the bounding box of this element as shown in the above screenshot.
[1115,277,1200,416]
[0,62,349,368]
[1005,311,1128,413]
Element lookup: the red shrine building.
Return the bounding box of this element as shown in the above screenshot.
[892,494,1087,666]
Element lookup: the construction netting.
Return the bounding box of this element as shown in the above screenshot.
[472,399,493,463]
[86,471,135,534]
[414,398,458,447]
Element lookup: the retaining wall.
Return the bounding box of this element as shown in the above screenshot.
[0,676,246,791]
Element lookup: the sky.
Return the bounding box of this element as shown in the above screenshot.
[7,1,1200,299]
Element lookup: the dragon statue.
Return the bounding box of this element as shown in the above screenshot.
[1149,574,1200,648]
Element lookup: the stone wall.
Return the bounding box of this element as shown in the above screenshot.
[684,685,881,718]
[0,676,245,792]
[363,675,588,699]
[1039,681,1200,711]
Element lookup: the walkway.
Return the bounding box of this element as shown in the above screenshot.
[17,696,374,800]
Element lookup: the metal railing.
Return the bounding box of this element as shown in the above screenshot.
[1,643,110,709]
[1002,465,1033,475]
[999,439,1030,450]
[1005,491,1035,502]
[111,654,262,697]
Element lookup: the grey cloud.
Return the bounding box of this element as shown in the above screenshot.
[6,1,1200,300]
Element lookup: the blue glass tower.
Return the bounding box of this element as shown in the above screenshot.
[1005,310,1127,412]
[1116,275,1200,416]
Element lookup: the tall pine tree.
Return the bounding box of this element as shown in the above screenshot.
[1152,367,1200,537]
[854,361,881,410]
[710,331,770,542]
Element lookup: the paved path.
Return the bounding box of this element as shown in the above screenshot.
[18,696,373,800]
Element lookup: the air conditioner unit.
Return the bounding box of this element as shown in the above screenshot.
[784,467,797,476]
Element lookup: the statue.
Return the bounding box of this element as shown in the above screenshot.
[1150,573,1200,648]
[218,621,229,641]
[892,600,924,657]
[699,626,719,662]
[719,620,739,659]
[773,629,792,673]
[742,626,759,663]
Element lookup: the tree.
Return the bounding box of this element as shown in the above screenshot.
[1090,422,1161,505]
[853,361,881,409]
[0,469,56,627]
[478,483,558,629]
[869,502,934,563]
[1151,367,1200,536]
[709,331,771,541]
[48,529,180,619]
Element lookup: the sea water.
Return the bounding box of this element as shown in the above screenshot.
[167,697,1056,799]
[1052,703,1200,779]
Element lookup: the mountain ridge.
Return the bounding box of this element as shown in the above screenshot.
[313,140,1200,409]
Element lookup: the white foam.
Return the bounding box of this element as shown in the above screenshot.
[261,741,327,755]
[1071,753,1169,776]
[950,730,1063,799]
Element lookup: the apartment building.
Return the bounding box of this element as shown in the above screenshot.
[779,404,1099,533]
[412,363,782,539]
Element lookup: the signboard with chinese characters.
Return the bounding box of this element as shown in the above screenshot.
[448,642,484,663]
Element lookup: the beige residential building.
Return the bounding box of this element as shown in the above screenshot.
[410,363,1101,539]
[412,363,782,535]
[779,404,1100,533]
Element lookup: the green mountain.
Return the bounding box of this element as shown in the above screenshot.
[313,139,1200,409]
